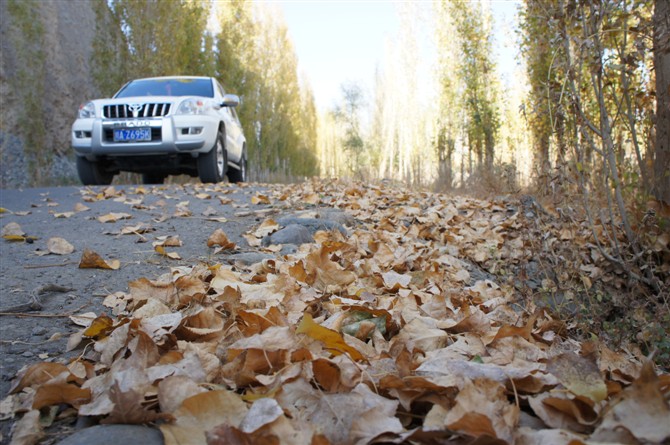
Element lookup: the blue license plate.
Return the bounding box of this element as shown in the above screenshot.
[113,128,151,142]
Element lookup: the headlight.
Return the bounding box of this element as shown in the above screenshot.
[78,102,96,119]
[177,99,207,115]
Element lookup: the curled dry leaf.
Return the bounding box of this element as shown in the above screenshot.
[46,237,75,255]
[97,212,132,223]
[10,362,71,394]
[2,222,24,237]
[207,228,236,250]
[78,249,120,270]
[155,245,182,260]
[251,194,271,205]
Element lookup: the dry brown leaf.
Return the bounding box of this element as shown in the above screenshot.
[251,194,271,205]
[97,212,132,223]
[591,360,670,443]
[32,383,91,409]
[10,362,70,394]
[158,376,206,414]
[305,246,356,290]
[443,379,519,443]
[547,352,607,403]
[10,410,44,445]
[207,228,236,250]
[78,249,120,270]
[160,390,248,445]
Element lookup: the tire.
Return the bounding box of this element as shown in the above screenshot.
[76,156,114,185]
[198,132,227,183]
[142,173,165,184]
[227,152,247,183]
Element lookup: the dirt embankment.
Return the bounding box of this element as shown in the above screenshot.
[0,0,99,188]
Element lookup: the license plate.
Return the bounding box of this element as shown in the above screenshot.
[113,128,151,142]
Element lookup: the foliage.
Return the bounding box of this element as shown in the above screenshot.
[3,180,669,444]
[4,0,48,186]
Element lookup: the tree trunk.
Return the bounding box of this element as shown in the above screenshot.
[654,0,670,204]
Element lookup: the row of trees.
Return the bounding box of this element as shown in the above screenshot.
[91,0,318,180]
[319,1,527,191]
[520,0,668,290]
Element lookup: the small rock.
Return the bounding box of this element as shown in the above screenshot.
[22,351,34,358]
[32,326,48,336]
[262,224,313,247]
[275,217,348,236]
[225,252,274,265]
[56,425,164,445]
[280,244,298,255]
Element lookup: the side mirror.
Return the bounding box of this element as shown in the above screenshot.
[221,94,240,107]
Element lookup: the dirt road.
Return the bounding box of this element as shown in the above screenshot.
[0,182,287,437]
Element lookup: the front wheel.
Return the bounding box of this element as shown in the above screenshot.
[76,156,114,185]
[198,132,227,183]
[227,153,247,183]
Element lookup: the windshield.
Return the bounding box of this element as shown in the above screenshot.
[115,78,214,98]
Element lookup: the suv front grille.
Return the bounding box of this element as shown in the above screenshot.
[103,103,171,118]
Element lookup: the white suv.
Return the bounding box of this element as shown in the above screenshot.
[72,76,247,185]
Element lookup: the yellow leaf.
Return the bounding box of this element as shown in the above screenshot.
[155,245,181,260]
[83,314,114,339]
[251,194,271,205]
[296,313,365,362]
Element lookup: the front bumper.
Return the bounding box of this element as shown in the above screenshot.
[72,115,219,159]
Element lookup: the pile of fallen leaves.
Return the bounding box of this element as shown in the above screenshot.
[3,179,669,445]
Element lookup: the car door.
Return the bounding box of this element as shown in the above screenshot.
[214,80,243,162]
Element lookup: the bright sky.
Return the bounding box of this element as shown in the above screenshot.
[274,0,522,111]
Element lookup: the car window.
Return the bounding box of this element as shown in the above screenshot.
[115,78,214,98]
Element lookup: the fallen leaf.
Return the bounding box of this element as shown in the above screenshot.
[97,212,132,223]
[10,410,44,445]
[10,363,70,394]
[160,390,248,445]
[296,313,365,362]
[207,228,236,250]
[32,383,91,409]
[79,249,120,270]
[591,360,670,443]
[252,194,271,205]
[47,237,75,255]
[155,245,182,260]
[547,352,607,403]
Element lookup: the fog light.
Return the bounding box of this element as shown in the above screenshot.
[181,127,203,135]
[75,131,91,138]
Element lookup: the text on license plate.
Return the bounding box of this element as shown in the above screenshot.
[113,128,151,142]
